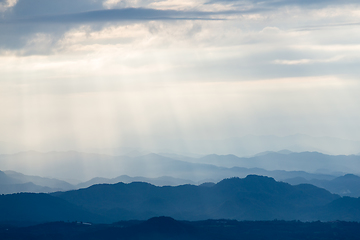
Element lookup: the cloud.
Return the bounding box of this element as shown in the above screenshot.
[7,0,104,16]
[1,0,360,57]
[1,0,360,149]
[0,0,17,12]
[294,22,360,31]
[5,8,225,24]
[0,8,219,53]
[0,6,244,53]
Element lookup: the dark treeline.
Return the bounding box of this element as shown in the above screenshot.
[1,217,360,240]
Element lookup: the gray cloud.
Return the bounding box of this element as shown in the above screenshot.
[0,7,239,52]
[0,8,219,52]
[1,0,359,53]
[294,22,360,31]
[7,0,104,17]
[5,8,225,24]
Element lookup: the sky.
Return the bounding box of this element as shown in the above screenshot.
[0,0,360,154]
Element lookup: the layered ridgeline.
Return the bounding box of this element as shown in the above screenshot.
[79,174,360,197]
[1,175,360,223]
[2,151,360,181]
[4,169,360,198]
[2,169,360,198]
[51,175,352,221]
[0,169,197,194]
[2,151,360,197]
[285,174,360,197]
[0,170,73,195]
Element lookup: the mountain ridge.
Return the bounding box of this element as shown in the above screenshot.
[52,175,344,221]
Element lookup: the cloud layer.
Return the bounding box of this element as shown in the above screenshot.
[1,0,360,152]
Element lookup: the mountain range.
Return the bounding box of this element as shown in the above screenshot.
[194,151,360,173]
[2,175,360,223]
[2,134,360,158]
[52,175,360,222]
[2,150,360,197]
[76,175,195,189]
[2,151,359,182]
[0,170,73,195]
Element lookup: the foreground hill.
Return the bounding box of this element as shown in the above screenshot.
[53,175,342,221]
[1,217,360,240]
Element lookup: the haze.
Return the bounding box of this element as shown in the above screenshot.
[1,0,360,156]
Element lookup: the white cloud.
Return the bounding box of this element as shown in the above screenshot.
[0,0,17,12]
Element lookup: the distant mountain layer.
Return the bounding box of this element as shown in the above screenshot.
[4,170,74,190]
[2,134,360,156]
[0,170,72,194]
[0,170,59,194]
[0,170,19,185]
[1,151,357,182]
[196,151,360,173]
[0,182,55,195]
[2,217,360,240]
[212,134,360,156]
[3,165,360,198]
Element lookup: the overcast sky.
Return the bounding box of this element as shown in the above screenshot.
[1,0,360,153]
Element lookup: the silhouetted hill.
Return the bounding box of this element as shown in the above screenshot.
[53,175,344,221]
[77,175,195,189]
[199,182,215,187]
[284,174,360,197]
[326,174,360,196]
[317,197,360,221]
[0,193,108,223]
